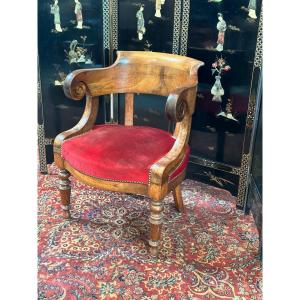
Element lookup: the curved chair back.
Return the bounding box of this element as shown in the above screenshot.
[64,51,204,99]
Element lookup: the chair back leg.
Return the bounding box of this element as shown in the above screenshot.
[58,169,71,219]
[172,184,185,213]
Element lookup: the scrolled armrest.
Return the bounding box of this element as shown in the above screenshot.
[63,70,89,100]
[165,92,187,122]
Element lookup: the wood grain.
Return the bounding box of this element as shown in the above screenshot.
[125,93,134,125]
[63,51,203,99]
[54,51,204,255]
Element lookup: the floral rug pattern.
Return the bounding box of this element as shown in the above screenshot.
[38,164,262,299]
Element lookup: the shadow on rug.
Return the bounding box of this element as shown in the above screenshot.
[38,164,262,300]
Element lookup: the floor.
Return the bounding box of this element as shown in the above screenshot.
[38,164,262,300]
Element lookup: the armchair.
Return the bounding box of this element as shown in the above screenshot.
[54,51,204,256]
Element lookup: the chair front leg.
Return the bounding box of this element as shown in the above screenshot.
[149,199,164,256]
[58,169,71,219]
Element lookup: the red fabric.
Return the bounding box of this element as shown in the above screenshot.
[61,124,190,184]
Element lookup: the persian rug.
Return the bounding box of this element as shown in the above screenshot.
[38,164,262,300]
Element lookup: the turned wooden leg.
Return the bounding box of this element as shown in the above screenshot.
[149,199,164,256]
[58,169,71,219]
[172,184,184,213]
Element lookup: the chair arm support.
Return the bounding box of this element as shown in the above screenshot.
[149,136,187,184]
[149,110,190,177]
[148,87,196,199]
[148,115,191,199]
[53,96,99,154]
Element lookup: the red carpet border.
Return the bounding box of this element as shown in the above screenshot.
[38,164,262,300]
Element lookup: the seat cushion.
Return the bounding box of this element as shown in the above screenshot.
[61,124,190,184]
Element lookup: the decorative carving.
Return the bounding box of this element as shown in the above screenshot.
[50,0,63,33]
[190,154,250,208]
[63,74,87,100]
[236,8,262,207]
[254,7,263,68]
[58,170,71,189]
[210,57,231,103]
[180,0,190,56]
[149,199,164,254]
[103,0,118,50]
[155,0,166,18]
[74,82,87,98]
[236,154,251,207]
[172,0,181,54]
[136,5,146,40]
[246,94,257,128]
[203,171,235,187]
[231,167,241,176]
[74,0,83,29]
[190,155,240,175]
[215,13,227,52]
[149,200,164,225]
[65,38,93,65]
[165,94,187,122]
[189,154,256,209]
[58,169,71,219]
[111,0,118,50]
[103,0,110,49]
[248,0,258,19]
[38,61,52,174]
[38,124,48,174]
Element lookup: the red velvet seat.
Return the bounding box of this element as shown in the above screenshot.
[62,124,190,185]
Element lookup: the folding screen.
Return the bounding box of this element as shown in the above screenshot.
[38,0,105,172]
[38,0,263,210]
[184,0,263,209]
[102,0,263,209]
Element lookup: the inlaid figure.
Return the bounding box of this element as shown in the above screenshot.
[144,40,152,51]
[67,40,78,64]
[225,99,238,121]
[248,0,257,19]
[136,5,146,40]
[155,0,165,18]
[217,99,238,121]
[211,75,224,102]
[50,0,62,32]
[65,38,93,65]
[74,0,83,29]
[211,57,231,103]
[216,13,227,52]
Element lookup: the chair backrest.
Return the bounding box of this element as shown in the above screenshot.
[63,51,204,126]
[64,51,204,98]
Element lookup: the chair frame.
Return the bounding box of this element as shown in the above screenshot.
[53,51,204,256]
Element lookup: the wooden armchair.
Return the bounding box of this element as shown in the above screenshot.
[54,51,204,256]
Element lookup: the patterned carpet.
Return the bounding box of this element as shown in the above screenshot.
[38,164,262,300]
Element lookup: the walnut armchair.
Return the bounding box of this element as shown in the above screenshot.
[54,51,204,256]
